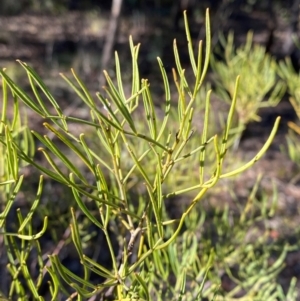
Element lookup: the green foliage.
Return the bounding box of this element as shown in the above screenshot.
[0,10,295,301]
[129,175,298,301]
[211,31,285,148]
[0,69,43,300]
[278,57,300,171]
[278,57,300,120]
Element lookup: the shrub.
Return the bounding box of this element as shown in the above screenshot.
[0,10,291,301]
[211,31,285,148]
[278,57,300,179]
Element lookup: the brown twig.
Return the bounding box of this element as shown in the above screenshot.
[99,0,123,87]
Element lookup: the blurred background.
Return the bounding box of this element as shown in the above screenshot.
[0,0,300,88]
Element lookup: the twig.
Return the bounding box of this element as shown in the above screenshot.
[99,0,123,87]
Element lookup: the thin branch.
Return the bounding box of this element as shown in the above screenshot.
[99,0,123,87]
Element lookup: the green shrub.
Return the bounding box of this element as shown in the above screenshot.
[278,57,300,178]
[211,31,285,148]
[0,10,292,301]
